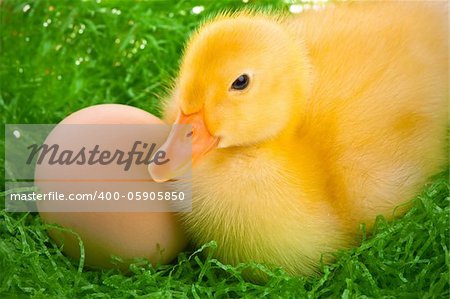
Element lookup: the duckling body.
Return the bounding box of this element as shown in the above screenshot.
[286,2,448,227]
[155,2,448,278]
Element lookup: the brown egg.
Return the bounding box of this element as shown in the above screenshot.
[36,104,188,270]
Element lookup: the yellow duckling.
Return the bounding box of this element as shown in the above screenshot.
[149,1,448,279]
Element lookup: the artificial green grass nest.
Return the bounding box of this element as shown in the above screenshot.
[1,0,449,297]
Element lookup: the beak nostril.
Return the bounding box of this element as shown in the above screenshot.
[186,130,194,138]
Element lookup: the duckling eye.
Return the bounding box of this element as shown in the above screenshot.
[231,74,250,91]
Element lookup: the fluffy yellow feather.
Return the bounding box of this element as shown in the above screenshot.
[149,1,448,280]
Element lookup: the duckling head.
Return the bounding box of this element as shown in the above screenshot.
[149,14,311,182]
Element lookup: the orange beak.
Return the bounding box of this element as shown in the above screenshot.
[148,110,219,182]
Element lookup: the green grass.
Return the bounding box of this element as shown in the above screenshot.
[1,0,449,297]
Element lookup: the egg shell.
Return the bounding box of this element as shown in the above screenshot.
[37,104,188,269]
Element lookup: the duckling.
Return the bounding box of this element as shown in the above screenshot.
[149,1,448,279]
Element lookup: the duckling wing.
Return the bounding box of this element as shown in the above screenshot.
[289,2,448,225]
